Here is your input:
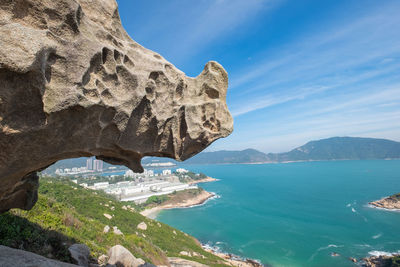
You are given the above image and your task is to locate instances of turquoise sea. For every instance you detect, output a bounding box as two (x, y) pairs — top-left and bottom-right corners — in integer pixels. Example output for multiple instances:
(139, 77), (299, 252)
(157, 160), (400, 267)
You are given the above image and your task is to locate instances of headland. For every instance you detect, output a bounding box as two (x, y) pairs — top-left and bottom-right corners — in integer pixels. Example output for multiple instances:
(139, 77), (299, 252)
(369, 193), (400, 210)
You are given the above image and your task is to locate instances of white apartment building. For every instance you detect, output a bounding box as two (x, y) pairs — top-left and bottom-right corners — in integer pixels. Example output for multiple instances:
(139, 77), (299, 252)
(162, 169), (172, 175)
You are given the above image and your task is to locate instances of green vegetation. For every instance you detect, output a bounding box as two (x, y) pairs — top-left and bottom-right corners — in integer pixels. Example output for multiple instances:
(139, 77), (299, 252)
(0, 177), (227, 266)
(269, 137), (400, 162)
(176, 171), (207, 183)
(140, 188), (204, 209)
(380, 256), (400, 267)
(389, 256), (400, 267)
(145, 195), (169, 205)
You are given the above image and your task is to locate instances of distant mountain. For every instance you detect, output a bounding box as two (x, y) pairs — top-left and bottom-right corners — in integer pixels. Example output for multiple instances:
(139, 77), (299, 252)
(42, 157), (124, 174)
(182, 148), (270, 164)
(180, 137), (400, 164)
(268, 137), (400, 162)
(44, 137), (400, 172)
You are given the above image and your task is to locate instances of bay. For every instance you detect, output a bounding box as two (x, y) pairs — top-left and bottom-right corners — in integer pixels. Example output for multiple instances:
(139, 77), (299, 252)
(157, 160), (400, 267)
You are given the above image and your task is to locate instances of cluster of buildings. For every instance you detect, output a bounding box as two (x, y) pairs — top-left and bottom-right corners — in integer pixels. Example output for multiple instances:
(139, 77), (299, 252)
(123, 168), (175, 179)
(55, 156), (196, 204)
(80, 168), (196, 203)
(55, 166), (89, 175)
(55, 157), (105, 175)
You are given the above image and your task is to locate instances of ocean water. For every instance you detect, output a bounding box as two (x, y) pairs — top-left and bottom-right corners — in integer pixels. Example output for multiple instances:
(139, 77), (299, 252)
(156, 160), (400, 267)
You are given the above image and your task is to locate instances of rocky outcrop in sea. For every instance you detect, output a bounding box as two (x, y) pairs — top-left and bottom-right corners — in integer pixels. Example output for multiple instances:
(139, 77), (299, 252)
(369, 194), (400, 210)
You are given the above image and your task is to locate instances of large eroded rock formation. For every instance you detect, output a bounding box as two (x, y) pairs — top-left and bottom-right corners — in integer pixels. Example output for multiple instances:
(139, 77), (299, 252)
(0, 0), (233, 212)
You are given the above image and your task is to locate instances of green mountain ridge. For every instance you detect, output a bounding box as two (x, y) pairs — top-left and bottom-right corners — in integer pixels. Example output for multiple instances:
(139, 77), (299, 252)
(267, 137), (400, 162)
(182, 137), (400, 164)
(44, 137), (400, 171)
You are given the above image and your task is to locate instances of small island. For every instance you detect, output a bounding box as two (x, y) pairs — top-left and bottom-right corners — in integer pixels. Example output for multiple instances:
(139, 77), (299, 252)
(369, 193), (400, 210)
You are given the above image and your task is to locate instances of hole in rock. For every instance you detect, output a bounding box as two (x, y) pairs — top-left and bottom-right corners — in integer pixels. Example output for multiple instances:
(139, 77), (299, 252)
(39, 154), (200, 204)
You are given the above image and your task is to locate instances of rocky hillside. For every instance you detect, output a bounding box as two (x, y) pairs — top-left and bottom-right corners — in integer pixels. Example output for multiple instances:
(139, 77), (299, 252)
(0, 177), (229, 266)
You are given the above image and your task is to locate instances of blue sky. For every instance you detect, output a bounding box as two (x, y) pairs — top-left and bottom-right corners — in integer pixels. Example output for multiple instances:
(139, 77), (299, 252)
(117, 0), (400, 153)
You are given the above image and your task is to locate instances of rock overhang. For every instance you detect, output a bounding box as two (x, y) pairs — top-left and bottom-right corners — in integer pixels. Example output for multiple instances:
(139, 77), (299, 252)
(0, 0), (233, 212)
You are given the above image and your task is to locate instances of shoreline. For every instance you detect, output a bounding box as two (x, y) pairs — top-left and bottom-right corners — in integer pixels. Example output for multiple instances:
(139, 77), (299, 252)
(369, 194), (400, 210)
(362, 251), (400, 266)
(140, 190), (216, 219)
(140, 189), (263, 267)
(202, 245), (263, 267)
(367, 203), (400, 212)
(179, 158), (400, 166)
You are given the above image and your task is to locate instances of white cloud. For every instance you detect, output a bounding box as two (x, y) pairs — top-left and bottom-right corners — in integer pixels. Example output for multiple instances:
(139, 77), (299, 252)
(227, 1), (400, 117)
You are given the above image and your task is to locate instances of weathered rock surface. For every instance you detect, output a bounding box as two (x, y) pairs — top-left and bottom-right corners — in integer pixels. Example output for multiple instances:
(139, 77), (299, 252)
(0, 245), (78, 267)
(0, 0), (233, 212)
(98, 254), (109, 266)
(113, 226), (123, 235)
(369, 194), (400, 210)
(69, 243), (91, 266)
(137, 221), (147, 231)
(107, 245), (144, 267)
(362, 254), (400, 267)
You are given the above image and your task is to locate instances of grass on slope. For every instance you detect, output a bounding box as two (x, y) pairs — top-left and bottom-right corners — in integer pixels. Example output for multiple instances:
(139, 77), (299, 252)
(0, 177), (227, 266)
(142, 188), (204, 209)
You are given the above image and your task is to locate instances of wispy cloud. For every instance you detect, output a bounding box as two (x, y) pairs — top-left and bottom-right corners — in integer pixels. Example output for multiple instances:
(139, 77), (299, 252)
(120, 0), (400, 152)
(231, 85), (331, 116)
(228, 1), (400, 117)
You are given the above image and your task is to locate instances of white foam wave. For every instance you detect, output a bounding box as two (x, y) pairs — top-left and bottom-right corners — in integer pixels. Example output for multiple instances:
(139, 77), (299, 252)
(368, 250), (399, 257)
(356, 244), (371, 248)
(372, 233), (382, 239)
(202, 242), (263, 265)
(211, 193), (221, 199)
(182, 192), (221, 208)
(327, 244), (340, 248)
(350, 206), (368, 222)
(367, 204), (400, 212)
(346, 203), (351, 207)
